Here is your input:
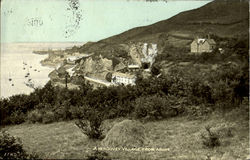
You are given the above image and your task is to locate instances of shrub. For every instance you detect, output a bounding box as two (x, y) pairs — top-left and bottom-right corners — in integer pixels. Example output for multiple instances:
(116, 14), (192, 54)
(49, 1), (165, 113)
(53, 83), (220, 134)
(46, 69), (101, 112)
(27, 108), (56, 124)
(54, 101), (72, 121)
(0, 131), (38, 159)
(27, 109), (43, 123)
(134, 95), (170, 120)
(75, 112), (104, 139)
(200, 126), (220, 148)
(68, 105), (87, 119)
(86, 150), (111, 160)
(9, 110), (26, 125)
(42, 110), (56, 124)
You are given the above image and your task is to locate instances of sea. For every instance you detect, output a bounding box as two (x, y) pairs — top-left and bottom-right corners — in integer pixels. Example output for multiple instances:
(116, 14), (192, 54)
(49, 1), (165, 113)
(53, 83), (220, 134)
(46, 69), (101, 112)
(1, 42), (83, 98)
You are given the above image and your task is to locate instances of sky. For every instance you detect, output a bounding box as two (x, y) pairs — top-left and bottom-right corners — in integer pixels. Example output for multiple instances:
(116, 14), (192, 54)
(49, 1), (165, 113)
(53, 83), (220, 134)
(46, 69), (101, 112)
(1, 0), (211, 43)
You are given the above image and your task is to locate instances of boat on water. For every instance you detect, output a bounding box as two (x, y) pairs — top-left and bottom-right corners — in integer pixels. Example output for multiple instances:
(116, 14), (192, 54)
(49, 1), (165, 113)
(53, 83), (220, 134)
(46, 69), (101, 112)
(8, 72), (12, 81)
(25, 72), (30, 78)
(25, 73), (30, 78)
(24, 81), (35, 89)
(25, 68), (30, 77)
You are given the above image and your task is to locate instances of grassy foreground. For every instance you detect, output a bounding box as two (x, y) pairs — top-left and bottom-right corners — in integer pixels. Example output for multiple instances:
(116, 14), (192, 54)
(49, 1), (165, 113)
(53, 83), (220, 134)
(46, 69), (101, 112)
(4, 106), (249, 160)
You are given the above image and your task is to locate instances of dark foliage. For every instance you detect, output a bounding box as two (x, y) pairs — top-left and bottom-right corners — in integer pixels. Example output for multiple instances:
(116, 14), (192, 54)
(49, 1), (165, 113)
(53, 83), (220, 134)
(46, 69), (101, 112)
(201, 126), (220, 148)
(86, 150), (111, 160)
(0, 131), (39, 159)
(134, 95), (171, 120)
(75, 111), (104, 139)
(0, 37), (248, 125)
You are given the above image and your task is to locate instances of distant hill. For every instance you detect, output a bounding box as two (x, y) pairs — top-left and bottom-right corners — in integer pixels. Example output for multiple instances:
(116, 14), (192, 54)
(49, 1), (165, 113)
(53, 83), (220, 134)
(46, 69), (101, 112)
(77, 0), (249, 54)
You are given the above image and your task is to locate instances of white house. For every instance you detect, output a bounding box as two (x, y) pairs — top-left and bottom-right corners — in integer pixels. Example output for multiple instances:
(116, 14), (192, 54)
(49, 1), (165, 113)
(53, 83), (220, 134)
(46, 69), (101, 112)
(111, 72), (136, 85)
(128, 64), (140, 71)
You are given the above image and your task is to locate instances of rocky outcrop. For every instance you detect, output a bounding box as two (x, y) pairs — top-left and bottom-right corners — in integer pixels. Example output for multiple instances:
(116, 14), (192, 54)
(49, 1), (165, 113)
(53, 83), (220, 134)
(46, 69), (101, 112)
(129, 42), (158, 69)
(74, 55), (113, 81)
(114, 62), (126, 72)
(129, 43), (144, 66)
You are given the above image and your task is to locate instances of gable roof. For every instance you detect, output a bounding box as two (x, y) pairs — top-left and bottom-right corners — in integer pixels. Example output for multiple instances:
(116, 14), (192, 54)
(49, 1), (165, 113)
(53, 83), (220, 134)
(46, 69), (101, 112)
(128, 64), (140, 69)
(192, 38), (216, 45)
(207, 39), (216, 45)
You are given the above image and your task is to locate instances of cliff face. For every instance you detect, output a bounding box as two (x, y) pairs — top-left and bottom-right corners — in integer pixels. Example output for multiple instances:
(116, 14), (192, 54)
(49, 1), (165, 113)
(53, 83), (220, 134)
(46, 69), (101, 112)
(74, 55), (113, 80)
(129, 42), (158, 68)
(129, 43), (144, 66)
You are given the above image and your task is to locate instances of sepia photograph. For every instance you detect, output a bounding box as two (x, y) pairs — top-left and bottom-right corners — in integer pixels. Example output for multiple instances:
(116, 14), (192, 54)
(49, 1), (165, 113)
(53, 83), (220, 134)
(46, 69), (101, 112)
(0, 0), (249, 159)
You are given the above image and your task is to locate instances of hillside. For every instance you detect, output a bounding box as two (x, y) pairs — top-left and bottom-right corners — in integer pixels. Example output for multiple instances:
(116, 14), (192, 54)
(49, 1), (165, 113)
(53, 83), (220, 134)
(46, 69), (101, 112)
(5, 107), (249, 159)
(45, 0), (249, 88)
(76, 0), (249, 54)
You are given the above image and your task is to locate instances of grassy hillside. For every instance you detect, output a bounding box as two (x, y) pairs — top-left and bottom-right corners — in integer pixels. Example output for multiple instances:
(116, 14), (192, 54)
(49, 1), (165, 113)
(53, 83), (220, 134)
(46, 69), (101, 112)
(5, 106), (249, 159)
(75, 0), (248, 55)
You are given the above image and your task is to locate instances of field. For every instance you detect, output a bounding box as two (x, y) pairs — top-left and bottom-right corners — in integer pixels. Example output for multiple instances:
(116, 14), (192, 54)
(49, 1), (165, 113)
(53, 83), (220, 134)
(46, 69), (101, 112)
(4, 106), (249, 160)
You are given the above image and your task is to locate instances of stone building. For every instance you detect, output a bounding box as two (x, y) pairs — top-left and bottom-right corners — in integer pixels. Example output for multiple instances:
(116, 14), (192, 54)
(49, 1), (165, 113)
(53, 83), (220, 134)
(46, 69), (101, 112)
(190, 38), (216, 53)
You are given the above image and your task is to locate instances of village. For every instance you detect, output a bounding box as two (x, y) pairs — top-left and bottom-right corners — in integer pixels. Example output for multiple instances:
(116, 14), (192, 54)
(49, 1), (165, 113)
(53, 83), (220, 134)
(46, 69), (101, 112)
(47, 36), (218, 89)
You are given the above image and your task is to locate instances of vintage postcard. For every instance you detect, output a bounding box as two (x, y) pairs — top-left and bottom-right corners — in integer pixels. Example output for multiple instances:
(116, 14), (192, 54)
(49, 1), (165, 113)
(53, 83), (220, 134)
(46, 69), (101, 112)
(0, 0), (249, 159)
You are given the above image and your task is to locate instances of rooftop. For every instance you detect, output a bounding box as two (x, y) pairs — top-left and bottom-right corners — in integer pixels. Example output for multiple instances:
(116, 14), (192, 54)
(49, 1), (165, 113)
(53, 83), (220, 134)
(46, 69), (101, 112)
(112, 72), (136, 79)
(128, 64), (140, 69)
(194, 38), (216, 45)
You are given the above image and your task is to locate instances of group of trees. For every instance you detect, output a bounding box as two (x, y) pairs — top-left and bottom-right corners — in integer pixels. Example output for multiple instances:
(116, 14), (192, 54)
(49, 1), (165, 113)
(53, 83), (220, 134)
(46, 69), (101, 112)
(0, 57), (248, 126)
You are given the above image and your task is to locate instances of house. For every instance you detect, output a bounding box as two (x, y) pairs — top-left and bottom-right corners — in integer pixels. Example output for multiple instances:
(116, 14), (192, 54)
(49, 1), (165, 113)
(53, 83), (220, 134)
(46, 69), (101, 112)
(128, 64), (140, 72)
(190, 38), (216, 53)
(111, 72), (136, 85)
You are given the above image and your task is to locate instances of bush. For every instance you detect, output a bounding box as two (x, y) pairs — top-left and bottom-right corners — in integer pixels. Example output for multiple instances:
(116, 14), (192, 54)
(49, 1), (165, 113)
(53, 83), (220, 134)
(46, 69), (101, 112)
(8, 110), (26, 125)
(75, 112), (104, 139)
(185, 105), (213, 120)
(200, 126), (220, 148)
(27, 109), (56, 124)
(27, 109), (43, 123)
(54, 101), (72, 121)
(86, 150), (111, 160)
(68, 105), (87, 119)
(134, 95), (170, 120)
(0, 131), (38, 159)
(42, 110), (56, 124)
